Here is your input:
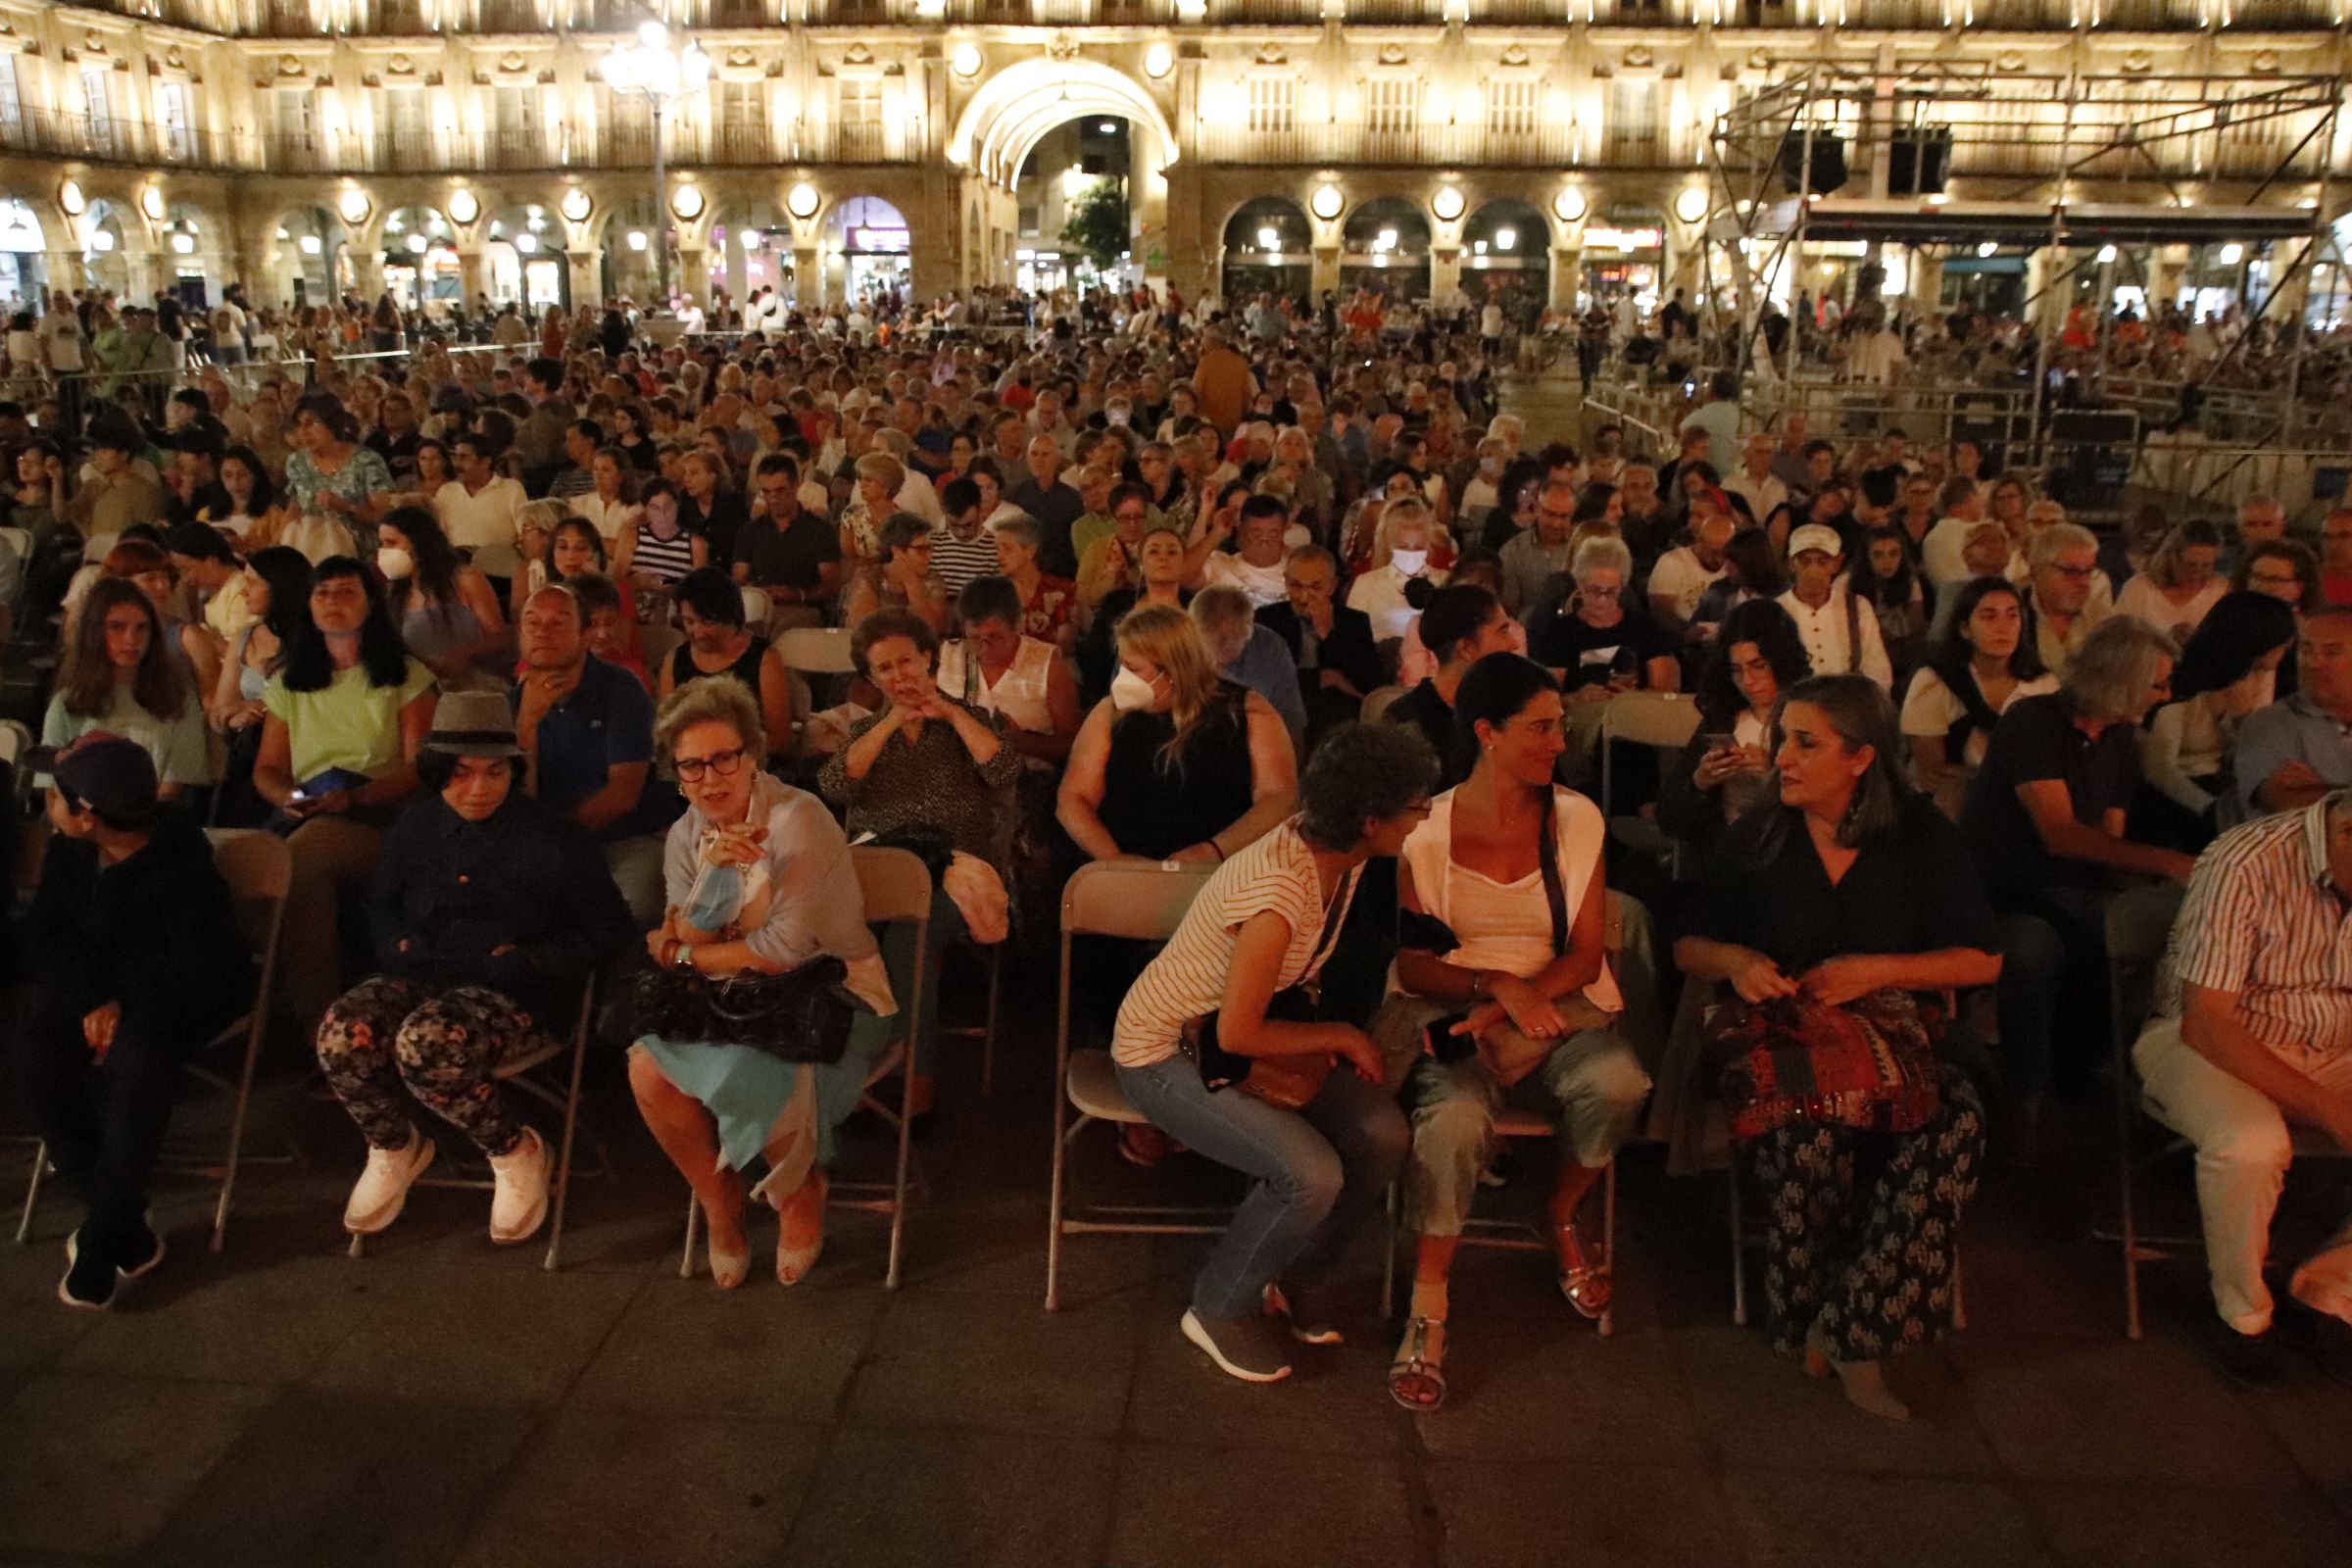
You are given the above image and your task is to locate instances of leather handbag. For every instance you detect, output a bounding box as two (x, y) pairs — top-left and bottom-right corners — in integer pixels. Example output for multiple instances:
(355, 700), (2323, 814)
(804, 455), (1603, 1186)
(621, 954), (860, 1065)
(1193, 872), (1357, 1108)
(1708, 988), (1943, 1143)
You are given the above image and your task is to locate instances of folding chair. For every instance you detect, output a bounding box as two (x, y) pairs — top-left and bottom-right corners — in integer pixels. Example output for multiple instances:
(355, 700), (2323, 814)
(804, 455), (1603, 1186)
(1598, 690), (1701, 877)
(1045, 858), (1220, 1311)
(1377, 892), (1636, 1338)
(674, 844), (932, 1289)
(2100, 882), (2349, 1339)
(1360, 684), (1406, 726)
(16, 829), (291, 1253)
(344, 978), (604, 1272)
(777, 625), (857, 677)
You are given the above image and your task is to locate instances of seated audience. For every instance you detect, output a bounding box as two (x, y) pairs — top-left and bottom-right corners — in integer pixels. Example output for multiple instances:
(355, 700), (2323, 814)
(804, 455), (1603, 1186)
(629, 676), (902, 1288)
(1075, 481), (1160, 612)
(2132, 790), (2352, 1386)
(2024, 521), (2112, 676)
(1385, 585), (1520, 785)
(2234, 538), (2321, 617)
(1193, 584), (1308, 752)
(1777, 524), (1893, 690)
(1380, 656), (1650, 1410)
(1648, 512), (1736, 649)
(2135, 591), (2298, 852)
(1675, 674), (2001, 1419)
(1657, 599), (1809, 853)
(2236, 606), (2352, 815)
(1077, 524), (1192, 698)
(42, 577), (209, 801)
(2115, 519), (2229, 642)
(842, 512), (953, 636)
(656, 566), (796, 763)
(1852, 525), (1931, 683)
(1692, 526), (1789, 630)
(15, 734), (253, 1308)
(1199, 495), (1294, 608)
(615, 477), (709, 590)
(378, 505), (508, 686)
(254, 557), (440, 1034)
(1349, 497), (1449, 642)
(1257, 545), (1384, 748)
(936, 574), (1083, 764)
(1110, 721), (1439, 1384)
(1963, 616), (2193, 1134)
(318, 692), (632, 1246)
(1900, 577), (2056, 818)
(994, 512), (1079, 653)
(1523, 536), (1680, 700)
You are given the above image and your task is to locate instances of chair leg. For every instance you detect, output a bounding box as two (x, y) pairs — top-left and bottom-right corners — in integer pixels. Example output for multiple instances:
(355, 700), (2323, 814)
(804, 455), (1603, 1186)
(1379, 1180), (1399, 1322)
(1598, 1158), (1617, 1340)
(679, 1189), (700, 1281)
(16, 1141), (46, 1245)
(211, 1015), (267, 1254)
(1728, 1158), (1747, 1328)
(2114, 1028), (2146, 1342)
(981, 946), (1003, 1099)
(1952, 1250), (1968, 1333)
(542, 1022), (592, 1275)
(885, 938), (922, 1292)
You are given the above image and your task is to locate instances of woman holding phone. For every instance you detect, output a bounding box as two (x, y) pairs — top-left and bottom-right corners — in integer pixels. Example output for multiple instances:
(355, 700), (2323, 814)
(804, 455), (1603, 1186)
(1657, 600), (1812, 858)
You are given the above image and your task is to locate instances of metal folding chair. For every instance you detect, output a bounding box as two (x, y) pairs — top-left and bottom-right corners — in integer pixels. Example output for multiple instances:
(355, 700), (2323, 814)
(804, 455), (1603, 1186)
(1598, 690), (1701, 875)
(776, 625), (857, 676)
(345, 978), (605, 1271)
(1045, 858), (1220, 1311)
(17, 829), (292, 1253)
(675, 844), (931, 1289)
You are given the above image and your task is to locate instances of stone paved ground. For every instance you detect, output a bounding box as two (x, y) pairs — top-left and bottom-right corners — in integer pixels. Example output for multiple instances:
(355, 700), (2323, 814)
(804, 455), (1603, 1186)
(3, 960), (2350, 1568)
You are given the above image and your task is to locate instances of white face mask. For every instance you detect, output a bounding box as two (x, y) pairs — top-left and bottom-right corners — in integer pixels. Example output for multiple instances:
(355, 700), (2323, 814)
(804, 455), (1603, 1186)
(375, 546), (415, 581)
(1109, 666), (1159, 713)
(1390, 548), (1429, 577)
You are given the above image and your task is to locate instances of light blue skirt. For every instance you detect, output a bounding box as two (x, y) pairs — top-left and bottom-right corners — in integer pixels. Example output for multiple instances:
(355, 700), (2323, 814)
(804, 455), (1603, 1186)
(638, 1009), (896, 1172)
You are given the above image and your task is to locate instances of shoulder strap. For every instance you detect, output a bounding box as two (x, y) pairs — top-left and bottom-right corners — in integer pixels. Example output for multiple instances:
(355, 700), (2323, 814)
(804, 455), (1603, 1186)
(1537, 787), (1569, 956)
(1843, 583), (1862, 673)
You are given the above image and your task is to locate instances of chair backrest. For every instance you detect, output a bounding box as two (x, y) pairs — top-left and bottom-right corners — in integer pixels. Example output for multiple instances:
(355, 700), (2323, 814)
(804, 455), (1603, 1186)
(2106, 881), (2187, 1038)
(204, 828), (294, 961)
(740, 585), (772, 631)
(778, 625), (857, 676)
(851, 844), (933, 926)
(1360, 684), (1405, 726)
(1061, 859), (1216, 943)
(0, 718), (28, 771)
(639, 618), (684, 682)
(1601, 690), (1703, 751)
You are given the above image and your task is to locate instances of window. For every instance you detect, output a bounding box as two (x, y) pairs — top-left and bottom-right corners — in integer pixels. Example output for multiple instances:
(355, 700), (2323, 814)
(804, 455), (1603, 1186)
(1365, 75), (1420, 136)
(275, 87), (317, 149)
(837, 76), (884, 159)
(1487, 78), (1540, 138)
(82, 65), (111, 135)
(155, 80), (191, 160)
(495, 84), (541, 160)
(719, 79), (766, 160)
(1607, 78), (1660, 163)
(0, 57), (22, 140)
(1249, 74), (1298, 134)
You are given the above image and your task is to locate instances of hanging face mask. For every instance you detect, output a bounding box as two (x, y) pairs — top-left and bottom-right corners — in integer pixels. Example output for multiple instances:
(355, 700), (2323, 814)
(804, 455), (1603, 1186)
(1389, 548), (1430, 577)
(1109, 666), (1160, 713)
(375, 547), (416, 581)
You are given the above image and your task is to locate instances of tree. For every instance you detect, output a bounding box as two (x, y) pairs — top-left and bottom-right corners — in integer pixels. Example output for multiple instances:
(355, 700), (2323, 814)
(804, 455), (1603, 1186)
(1060, 180), (1131, 273)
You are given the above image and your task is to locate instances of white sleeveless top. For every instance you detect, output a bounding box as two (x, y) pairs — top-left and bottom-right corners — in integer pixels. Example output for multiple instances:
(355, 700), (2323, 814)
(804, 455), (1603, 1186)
(939, 636), (1056, 736)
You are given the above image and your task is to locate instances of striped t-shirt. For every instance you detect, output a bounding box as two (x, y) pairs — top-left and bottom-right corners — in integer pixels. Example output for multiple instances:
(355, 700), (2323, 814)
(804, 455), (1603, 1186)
(1111, 821), (1357, 1069)
(930, 526), (1003, 596)
(631, 521), (699, 585)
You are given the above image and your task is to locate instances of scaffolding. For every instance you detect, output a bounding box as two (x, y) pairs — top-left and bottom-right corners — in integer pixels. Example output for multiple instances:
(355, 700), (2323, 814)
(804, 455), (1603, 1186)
(1702, 49), (2349, 508)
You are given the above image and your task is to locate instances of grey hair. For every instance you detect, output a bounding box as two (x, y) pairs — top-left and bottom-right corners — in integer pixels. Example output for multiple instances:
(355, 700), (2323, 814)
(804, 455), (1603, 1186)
(653, 674), (766, 770)
(1572, 535), (1635, 583)
(1189, 583), (1256, 663)
(2063, 615), (2180, 722)
(854, 451), (904, 491)
(2028, 521), (2099, 570)
(993, 512), (1041, 550)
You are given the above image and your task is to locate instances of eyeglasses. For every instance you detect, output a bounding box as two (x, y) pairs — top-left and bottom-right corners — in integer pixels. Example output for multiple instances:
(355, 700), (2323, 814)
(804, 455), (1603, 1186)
(2045, 564), (2096, 581)
(673, 747), (748, 783)
(2250, 569), (2305, 588)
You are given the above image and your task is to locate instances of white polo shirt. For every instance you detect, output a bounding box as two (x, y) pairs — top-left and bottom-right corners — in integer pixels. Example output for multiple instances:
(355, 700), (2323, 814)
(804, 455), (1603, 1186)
(433, 476), (527, 553)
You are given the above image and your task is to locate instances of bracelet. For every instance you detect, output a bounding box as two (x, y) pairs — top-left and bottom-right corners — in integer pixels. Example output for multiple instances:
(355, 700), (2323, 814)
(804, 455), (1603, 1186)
(1205, 840), (1226, 862)
(660, 938), (680, 968)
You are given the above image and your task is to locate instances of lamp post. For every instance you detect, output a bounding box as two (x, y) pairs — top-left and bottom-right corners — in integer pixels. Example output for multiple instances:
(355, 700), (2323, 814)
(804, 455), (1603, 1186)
(598, 19), (710, 317)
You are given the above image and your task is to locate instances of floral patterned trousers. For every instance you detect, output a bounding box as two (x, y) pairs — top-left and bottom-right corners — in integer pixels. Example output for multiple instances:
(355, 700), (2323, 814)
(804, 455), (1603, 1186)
(315, 976), (538, 1157)
(1742, 1069), (1984, 1361)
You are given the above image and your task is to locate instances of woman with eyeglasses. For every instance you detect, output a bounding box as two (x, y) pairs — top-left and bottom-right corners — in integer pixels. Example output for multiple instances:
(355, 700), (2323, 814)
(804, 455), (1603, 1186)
(629, 676), (901, 1289)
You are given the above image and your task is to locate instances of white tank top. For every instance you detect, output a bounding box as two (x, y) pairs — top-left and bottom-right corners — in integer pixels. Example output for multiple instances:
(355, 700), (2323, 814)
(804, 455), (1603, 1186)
(1446, 862), (1554, 979)
(938, 636), (1056, 735)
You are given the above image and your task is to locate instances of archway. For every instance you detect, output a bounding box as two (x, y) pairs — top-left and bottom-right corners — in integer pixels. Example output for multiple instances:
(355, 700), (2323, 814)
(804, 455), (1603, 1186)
(949, 59), (1178, 188)
(1013, 117), (1133, 294)
(1460, 198), (1549, 328)
(77, 200), (133, 296)
(269, 206), (351, 310)
(597, 197), (662, 308)
(699, 199), (792, 316)
(382, 206), (460, 310)
(162, 200), (218, 311)
(0, 199), (49, 307)
(1342, 197), (1432, 302)
(486, 203), (568, 312)
(824, 195), (911, 307)
(1580, 204), (1666, 315)
(1221, 196), (1312, 306)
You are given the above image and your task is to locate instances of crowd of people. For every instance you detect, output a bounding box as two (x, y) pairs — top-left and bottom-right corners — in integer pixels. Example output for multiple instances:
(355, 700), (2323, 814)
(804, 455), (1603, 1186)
(2, 270), (2349, 1420)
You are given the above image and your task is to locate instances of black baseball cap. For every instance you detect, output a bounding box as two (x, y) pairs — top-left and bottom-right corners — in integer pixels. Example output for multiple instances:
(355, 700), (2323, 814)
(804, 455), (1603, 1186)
(27, 732), (159, 821)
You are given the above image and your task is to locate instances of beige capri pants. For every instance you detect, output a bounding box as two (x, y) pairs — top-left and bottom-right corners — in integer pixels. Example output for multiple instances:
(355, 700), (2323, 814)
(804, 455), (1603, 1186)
(1373, 995), (1651, 1238)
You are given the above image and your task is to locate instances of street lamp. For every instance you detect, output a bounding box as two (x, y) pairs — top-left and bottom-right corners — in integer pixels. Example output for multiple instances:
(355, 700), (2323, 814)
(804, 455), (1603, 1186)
(599, 18), (710, 316)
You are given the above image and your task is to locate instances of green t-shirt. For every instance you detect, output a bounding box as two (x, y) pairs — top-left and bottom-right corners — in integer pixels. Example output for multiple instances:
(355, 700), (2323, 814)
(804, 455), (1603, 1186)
(262, 658), (437, 783)
(41, 685), (212, 788)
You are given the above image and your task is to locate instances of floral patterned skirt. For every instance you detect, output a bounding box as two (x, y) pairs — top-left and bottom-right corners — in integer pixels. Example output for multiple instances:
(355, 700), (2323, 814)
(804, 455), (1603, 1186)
(1741, 1067), (1984, 1361)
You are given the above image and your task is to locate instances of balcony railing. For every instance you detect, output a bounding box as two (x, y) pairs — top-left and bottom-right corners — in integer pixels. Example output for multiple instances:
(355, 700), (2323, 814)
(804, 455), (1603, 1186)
(1, 111), (254, 168)
(1195, 120), (1587, 167)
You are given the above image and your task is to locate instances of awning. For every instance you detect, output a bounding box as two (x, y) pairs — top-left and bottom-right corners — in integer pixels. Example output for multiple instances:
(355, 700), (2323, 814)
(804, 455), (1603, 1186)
(1736, 198), (2319, 249)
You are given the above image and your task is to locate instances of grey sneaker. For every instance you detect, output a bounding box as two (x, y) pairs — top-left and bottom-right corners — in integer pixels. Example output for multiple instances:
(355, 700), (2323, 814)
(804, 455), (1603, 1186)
(1181, 1307), (1293, 1384)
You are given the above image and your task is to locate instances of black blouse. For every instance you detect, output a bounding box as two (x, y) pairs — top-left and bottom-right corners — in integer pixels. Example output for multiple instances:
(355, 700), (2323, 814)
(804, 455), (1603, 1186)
(1686, 792), (1999, 976)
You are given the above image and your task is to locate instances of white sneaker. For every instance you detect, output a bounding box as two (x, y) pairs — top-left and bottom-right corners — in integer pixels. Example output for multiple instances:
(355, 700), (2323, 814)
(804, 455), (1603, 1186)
(344, 1131), (435, 1236)
(487, 1127), (550, 1246)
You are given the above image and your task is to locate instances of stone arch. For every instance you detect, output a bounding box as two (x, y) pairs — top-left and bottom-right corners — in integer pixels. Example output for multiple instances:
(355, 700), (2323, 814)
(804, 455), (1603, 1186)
(948, 58), (1178, 188)
(0, 196), (52, 307)
(1220, 195), (1313, 304)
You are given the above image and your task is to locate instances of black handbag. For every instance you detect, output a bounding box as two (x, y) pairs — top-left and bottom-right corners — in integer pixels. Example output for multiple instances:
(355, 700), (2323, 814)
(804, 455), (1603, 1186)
(620, 954), (860, 1064)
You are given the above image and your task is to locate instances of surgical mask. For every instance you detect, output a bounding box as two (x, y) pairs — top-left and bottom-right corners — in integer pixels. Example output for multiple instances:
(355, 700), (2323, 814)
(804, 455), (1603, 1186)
(1390, 548), (1429, 577)
(1480, 458), (1502, 475)
(1109, 666), (1159, 713)
(1106, 407), (1130, 427)
(375, 547), (415, 581)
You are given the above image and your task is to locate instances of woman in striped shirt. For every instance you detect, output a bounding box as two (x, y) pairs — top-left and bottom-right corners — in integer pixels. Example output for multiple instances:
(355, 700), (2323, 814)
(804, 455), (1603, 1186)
(1112, 721), (1440, 1386)
(616, 477), (708, 591)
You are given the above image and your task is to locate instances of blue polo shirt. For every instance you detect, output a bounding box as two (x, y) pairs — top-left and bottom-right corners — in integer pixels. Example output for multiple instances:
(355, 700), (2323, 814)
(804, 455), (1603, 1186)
(511, 656), (670, 842)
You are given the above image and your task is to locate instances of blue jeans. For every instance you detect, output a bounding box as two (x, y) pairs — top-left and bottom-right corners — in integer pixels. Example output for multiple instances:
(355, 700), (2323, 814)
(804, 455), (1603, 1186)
(1116, 1053), (1407, 1320)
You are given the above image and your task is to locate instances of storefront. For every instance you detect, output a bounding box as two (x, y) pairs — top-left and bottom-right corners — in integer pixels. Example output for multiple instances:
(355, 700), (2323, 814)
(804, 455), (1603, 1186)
(827, 196), (911, 305)
(1220, 196), (1313, 305)
(1340, 197), (1432, 302)
(487, 204), (568, 312)
(1578, 206), (1665, 314)
(382, 206), (462, 310)
(1459, 199), (1549, 323)
(702, 203), (792, 314)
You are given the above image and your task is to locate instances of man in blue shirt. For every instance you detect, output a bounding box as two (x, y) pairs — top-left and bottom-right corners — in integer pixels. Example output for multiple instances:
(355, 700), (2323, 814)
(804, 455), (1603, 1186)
(1191, 583), (1306, 756)
(512, 583), (671, 924)
(2238, 608), (2352, 817)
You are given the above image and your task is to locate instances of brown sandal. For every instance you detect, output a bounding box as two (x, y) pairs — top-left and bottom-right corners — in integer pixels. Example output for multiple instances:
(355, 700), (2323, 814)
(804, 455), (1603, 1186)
(1553, 1218), (1611, 1320)
(1389, 1315), (1448, 1411)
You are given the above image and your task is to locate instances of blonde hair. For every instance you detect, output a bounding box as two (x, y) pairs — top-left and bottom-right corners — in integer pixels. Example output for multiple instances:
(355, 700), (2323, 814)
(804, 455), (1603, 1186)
(653, 674), (766, 770)
(1113, 603), (1226, 767)
(854, 452), (905, 494)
